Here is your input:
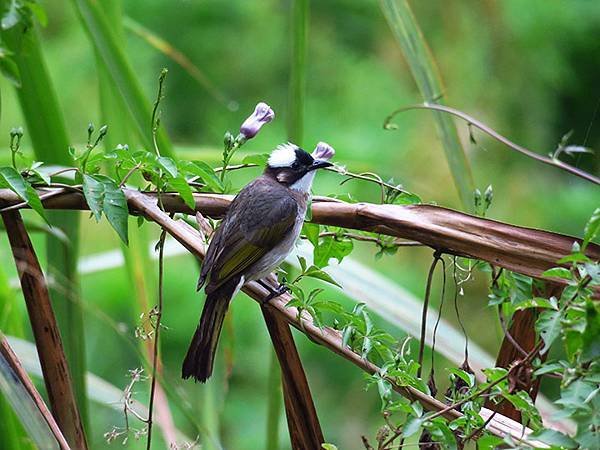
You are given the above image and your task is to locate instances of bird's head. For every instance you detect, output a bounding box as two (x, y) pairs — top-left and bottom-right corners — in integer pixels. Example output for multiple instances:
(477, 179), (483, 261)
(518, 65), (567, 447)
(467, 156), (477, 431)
(265, 143), (333, 192)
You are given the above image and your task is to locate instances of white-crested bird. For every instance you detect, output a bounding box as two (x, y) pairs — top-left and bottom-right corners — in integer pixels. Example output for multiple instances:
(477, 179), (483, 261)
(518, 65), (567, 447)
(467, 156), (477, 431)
(182, 142), (334, 382)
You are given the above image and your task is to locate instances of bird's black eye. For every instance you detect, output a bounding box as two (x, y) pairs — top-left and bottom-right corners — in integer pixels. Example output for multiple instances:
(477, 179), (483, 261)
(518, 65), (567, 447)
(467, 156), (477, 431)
(291, 161), (300, 170)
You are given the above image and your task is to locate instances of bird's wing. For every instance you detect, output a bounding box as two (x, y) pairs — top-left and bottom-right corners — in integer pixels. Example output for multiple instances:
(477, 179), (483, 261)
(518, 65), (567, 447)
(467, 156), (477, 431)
(199, 179), (299, 293)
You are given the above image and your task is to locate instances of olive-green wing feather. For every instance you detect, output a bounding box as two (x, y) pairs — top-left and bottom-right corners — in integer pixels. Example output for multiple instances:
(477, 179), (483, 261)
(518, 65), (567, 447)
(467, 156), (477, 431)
(200, 178), (298, 293)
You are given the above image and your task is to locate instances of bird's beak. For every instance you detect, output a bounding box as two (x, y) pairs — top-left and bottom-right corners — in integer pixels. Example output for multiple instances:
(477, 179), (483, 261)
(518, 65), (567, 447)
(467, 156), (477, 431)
(308, 159), (333, 171)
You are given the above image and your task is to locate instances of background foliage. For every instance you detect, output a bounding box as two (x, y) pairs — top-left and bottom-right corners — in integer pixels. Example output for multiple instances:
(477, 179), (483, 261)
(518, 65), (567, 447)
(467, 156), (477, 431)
(0, 1), (599, 449)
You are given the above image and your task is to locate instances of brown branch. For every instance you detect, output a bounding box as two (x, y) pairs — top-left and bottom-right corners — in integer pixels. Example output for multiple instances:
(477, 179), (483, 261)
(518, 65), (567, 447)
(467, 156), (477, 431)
(384, 103), (600, 185)
(1, 211), (88, 449)
(0, 334), (71, 450)
(122, 190), (546, 447)
(262, 307), (324, 449)
(1, 188), (597, 288)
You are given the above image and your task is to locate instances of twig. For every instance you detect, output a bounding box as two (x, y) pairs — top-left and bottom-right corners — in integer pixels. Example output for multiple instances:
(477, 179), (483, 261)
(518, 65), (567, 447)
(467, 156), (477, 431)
(119, 163), (142, 187)
(303, 231), (423, 247)
(146, 224), (169, 450)
(151, 69), (168, 158)
(417, 251), (442, 378)
(384, 103), (600, 185)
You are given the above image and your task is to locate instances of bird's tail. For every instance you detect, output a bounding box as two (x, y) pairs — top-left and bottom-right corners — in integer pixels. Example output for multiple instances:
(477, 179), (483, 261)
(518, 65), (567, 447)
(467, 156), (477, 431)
(182, 281), (237, 382)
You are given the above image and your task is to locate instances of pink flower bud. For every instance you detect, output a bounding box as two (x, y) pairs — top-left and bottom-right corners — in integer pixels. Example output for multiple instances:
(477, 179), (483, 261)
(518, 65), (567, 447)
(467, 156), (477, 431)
(239, 102), (275, 139)
(312, 141), (335, 161)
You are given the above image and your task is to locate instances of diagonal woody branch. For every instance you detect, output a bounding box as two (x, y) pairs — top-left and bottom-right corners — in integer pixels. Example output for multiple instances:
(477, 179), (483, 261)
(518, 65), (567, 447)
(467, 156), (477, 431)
(123, 190), (546, 447)
(1, 188), (598, 286)
(1, 211), (88, 450)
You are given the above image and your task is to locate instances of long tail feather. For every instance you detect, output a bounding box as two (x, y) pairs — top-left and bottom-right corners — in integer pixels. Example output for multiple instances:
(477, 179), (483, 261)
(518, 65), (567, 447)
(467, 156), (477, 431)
(182, 282), (237, 382)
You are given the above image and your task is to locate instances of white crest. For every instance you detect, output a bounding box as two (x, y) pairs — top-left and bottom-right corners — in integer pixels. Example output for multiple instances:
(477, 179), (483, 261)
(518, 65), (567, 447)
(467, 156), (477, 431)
(268, 142), (298, 168)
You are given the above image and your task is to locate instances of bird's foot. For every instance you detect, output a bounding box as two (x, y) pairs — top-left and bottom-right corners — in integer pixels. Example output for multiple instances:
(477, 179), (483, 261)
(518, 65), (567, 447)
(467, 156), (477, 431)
(257, 279), (290, 303)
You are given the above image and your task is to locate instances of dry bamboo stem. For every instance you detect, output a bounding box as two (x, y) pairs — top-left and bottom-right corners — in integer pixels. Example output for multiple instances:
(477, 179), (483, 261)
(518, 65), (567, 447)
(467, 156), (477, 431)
(1, 188), (597, 287)
(1, 211), (88, 449)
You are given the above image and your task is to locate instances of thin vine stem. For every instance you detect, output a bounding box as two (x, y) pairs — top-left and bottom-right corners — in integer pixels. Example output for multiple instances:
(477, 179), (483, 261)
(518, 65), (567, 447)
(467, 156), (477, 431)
(417, 250), (442, 378)
(384, 103), (600, 185)
(145, 227), (167, 450)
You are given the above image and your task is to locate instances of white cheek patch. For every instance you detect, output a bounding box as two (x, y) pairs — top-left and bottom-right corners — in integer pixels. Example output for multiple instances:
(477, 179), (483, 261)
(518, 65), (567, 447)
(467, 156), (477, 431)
(268, 143), (298, 168)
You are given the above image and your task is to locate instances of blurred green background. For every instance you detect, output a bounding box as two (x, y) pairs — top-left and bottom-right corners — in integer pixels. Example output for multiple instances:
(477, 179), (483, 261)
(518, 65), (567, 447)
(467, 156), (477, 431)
(0, 1), (598, 449)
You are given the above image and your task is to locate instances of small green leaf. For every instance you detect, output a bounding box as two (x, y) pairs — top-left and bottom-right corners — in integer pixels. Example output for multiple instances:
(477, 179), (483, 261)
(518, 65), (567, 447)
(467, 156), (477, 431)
(314, 236), (353, 268)
(582, 208), (600, 251)
(82, 174), (104, 221)
(302, 222), (320, 247)
(0, 166), (47, 222)
(321, 444), (338, 450)
(304, 266), (341, 287)
(169, 175), (195, 210)
(185, 161), (224, 193)
(402, 416), (423, 438)
(95, 175), (129, 245)
(157, 156), (178, 177)
(535, 309), (562, 354)
(242, 153), (269, 166)
(542, 267), (573, 280)
(514, 297), (558, 311)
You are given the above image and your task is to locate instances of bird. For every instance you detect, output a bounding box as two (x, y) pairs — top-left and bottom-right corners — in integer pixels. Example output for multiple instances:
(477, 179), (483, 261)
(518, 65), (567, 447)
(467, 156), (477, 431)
(182, 142), (334, 382)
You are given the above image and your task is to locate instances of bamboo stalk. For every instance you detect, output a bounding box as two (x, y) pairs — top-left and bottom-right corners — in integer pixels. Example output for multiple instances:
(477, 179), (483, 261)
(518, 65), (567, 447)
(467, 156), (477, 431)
(1, 188), (597, 285)
(262, 308), (324, 449)
(1, 212), (88, 449)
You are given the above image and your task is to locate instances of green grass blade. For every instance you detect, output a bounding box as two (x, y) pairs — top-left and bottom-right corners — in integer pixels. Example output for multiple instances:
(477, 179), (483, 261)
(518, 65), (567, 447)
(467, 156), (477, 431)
(380, 0), (475, 211)
(0, 23), (88, 431)
(287, 0), (309, 145)
(70, 0), (174, 157)
(95, 0), (133, 151)
(0, 341), (60, 450)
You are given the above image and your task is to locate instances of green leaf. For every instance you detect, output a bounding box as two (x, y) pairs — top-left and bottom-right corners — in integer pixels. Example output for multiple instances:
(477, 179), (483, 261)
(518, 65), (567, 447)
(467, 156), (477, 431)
(402, 416), (423, 438)
(314, 236), (353, 268)
(169, 175), (195, 210)
(583, 208), (600, 250)
(0, 166), (47, 222)
(542, 267), (573, 280)
(184, 161), (224, 193)
(535, 309), (562, 354)
(391, 191), (421, 205)
(242, 153), (269, 166)
(82, 174), (104, 221)
(95, 175), (128, 245)
(304, 266), (341, 288)
(514, 296), (558, 311)
(302, 222), (320, 247)
(157, 156), (178, 177)
(321, 445), (338, 450)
